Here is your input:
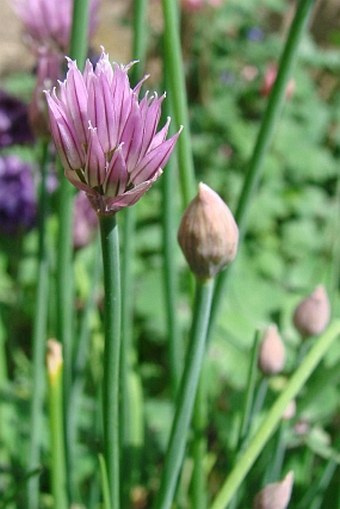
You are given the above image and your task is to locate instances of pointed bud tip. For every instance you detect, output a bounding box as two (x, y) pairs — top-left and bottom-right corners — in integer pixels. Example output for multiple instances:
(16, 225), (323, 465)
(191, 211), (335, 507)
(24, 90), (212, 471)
(254, 471), (294, 509)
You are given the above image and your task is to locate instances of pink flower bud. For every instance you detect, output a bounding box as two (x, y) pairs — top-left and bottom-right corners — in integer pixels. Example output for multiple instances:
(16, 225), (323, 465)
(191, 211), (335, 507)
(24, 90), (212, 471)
(253, 471), (294, 509)
(258, 324), (285, 376)
(181, 0), (223, 12)
(282, 400), (296, 421)
(260, 64), (295, 99)
(293, 285), (330, 337)
(178, 183), (239, 279)
(46, 339), (63, 380)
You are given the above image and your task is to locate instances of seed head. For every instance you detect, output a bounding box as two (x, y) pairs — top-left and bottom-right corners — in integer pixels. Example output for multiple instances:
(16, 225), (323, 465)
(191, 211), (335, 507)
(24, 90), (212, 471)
(177, 183), (239, 279)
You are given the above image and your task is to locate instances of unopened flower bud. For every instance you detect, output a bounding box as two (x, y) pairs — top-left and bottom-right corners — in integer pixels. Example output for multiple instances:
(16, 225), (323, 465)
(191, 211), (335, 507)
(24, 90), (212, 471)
(258, 324), (285, 376)
(46, 339), (63, 382)
(282, 399), (296, 421)
(293, 285), (330, 337)
(178, 183), (239, 279)
(253, 471), (294, 509)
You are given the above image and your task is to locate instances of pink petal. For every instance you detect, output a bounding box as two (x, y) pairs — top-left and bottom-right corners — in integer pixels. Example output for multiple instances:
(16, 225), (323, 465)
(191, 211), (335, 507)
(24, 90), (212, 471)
(103, 169), (162, 213)
(45, 90), (85, 170)
(131, 131), (181, 185)
(64, 59), (88, 145)
(85, 126), (107, 189)
(104, 145), (128, 196)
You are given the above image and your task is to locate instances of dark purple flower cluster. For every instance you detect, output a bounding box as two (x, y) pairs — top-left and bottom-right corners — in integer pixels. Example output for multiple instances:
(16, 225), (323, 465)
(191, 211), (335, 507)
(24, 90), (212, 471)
(0, 155), (37, 235)
(0, 90), (34, 148)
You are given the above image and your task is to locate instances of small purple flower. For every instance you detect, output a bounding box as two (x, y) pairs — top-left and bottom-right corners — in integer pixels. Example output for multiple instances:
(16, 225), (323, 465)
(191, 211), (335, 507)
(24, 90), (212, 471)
(246, 27), (264, 42)
(45, 50), (181, 215)
(0, 155), (36, 235)
(0, 90), (34, 148)
(13, 0), (99, 54)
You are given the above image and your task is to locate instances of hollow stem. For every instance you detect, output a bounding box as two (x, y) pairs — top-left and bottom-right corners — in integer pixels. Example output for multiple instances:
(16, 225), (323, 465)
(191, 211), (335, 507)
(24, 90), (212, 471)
(161, 0), (196, 206)
(154, 277), (214, 509)
(47, 341), (68, 509)
(99, 214), (121, 509)
(27, 140), (50, 509)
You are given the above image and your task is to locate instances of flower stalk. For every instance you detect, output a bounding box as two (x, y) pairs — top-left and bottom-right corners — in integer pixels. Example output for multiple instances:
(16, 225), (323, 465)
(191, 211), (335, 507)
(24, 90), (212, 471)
(154, 277), (214, 509)
(27, 140), (50, 509)
(47, 340), (68, 509)
(99, 214), (122, 509)
(161, 0), (196, 206)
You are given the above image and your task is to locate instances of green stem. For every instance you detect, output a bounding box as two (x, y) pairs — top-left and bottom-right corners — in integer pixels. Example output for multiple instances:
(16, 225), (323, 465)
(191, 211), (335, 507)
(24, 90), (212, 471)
(210, 320), (340, 509)
(99, 215), (121, 509)
(154, 278), (214, 509)
(99, 454), (112, 509)
(131, 0), (148, 83)
(27, 140), (50, 509)
(236, 330), (261, 451)
(120, 2), (148, 505)
(47, 343), (68, 509)
(162, 154), (182, 397)
(56, 0), (90, 499)
(210, 0), (316, 328)
(161, 0), (196, 206)
(120, 206), (136, 507)
(69, 0), (90, 69)
(191, 373), (208, 509)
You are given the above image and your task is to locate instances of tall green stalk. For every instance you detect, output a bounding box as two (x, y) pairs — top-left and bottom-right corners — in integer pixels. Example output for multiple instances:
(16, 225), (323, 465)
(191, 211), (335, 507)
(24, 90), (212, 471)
(99, 215), (121, 509)
(210, 0), (317, 328)
(154, 278), (214, 509)
(120, 2), (148, 505)
(161, 0), (196, 206)
(27, 140), (50, 509)
(56, 0), (90, 499)
(210, 320), (340, 509)
(47, 341), (68, 509)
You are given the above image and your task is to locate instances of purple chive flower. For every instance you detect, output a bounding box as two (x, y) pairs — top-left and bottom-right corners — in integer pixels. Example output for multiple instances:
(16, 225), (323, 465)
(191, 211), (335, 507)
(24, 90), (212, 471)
(0, 155), (36, 235)
(0, 90), (34, 148)
(13, 0), (99, 54)
(45, 50), (181, 215)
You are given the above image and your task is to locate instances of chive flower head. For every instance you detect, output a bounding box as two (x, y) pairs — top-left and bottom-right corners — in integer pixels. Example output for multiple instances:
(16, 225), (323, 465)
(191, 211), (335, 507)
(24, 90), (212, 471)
(45, 50), (181, 215)
(13, 0), (99, 54)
